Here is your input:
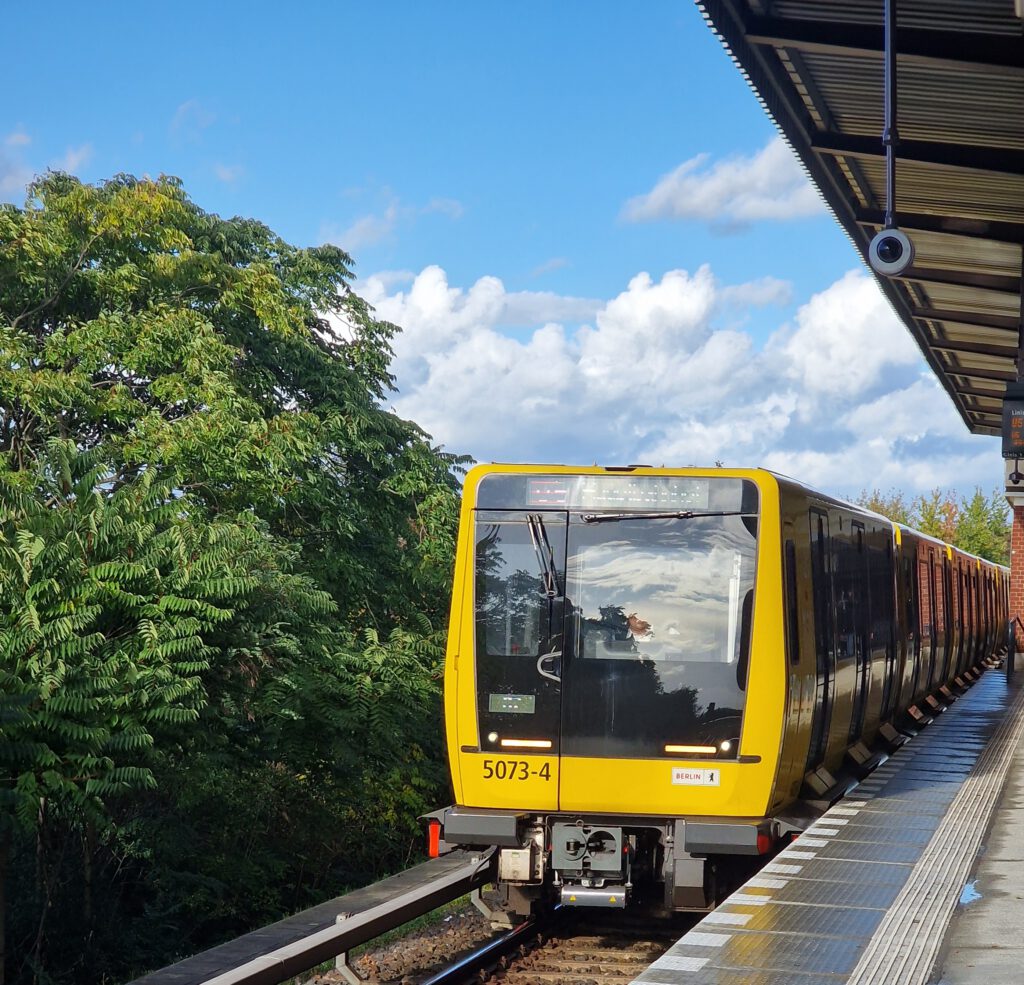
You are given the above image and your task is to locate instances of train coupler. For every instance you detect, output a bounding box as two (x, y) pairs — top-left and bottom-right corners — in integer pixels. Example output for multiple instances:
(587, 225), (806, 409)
(560, 884), (629, 907)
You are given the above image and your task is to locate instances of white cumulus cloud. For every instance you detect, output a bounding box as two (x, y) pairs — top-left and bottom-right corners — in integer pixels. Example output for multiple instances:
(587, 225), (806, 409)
(622, 136), (826, 229)
(776, 268), (921, 402)
(360, 263), (1000, 497)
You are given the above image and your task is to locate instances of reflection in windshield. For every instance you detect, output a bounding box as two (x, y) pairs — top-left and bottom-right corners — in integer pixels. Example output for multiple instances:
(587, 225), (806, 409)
(471, 508), (759, 760)
(563, 515), (757, 759)
(474, 516), (566, 749)
(475, 523), (547, 657)
(576, 531), (750, 664)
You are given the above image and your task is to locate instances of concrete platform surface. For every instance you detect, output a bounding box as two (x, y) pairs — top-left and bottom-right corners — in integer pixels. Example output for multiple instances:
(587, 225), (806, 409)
(933, 705), (1024, 984)
(629, 668), (1024, 985)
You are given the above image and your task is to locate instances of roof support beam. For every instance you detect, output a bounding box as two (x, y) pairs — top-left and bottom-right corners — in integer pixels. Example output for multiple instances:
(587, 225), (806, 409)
(898, 267), (1024, 295)
(952, 368), (1017, 383)
(854, 207), (1024, 245)
(927, 338), (1018, 360)
(813, 132), (1024, 179)
(958, 385), (1008, 400)
(744, 14), (1024, 76)
(913, 308), (1021, 333)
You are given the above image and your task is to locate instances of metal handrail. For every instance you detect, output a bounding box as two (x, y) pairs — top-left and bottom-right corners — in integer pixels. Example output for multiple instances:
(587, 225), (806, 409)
(128, 849), (496, 985)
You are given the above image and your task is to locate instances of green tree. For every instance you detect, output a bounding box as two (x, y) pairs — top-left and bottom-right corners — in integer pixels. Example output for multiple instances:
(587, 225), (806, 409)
(913, 489), (958, 543)
(855, 488), (913, 525)
(0, 172), (463, 624)
(0, 441), (285, 978)
(855, 486), (1009, 565)
(0, 174), (463, 983)
(955, 488), (1010, 565)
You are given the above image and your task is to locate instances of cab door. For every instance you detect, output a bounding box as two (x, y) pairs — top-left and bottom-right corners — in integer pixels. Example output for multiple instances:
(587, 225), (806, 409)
(460, 510), (567, 810)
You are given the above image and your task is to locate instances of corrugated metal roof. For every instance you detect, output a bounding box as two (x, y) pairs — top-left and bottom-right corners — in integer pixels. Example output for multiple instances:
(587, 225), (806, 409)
(699, 0), (1023, 437)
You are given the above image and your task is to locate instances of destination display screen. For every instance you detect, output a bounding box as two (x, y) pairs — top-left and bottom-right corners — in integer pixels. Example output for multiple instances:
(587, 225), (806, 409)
(526, 475), (710, 510)
(476, 473), (757, 513)
(1003, 398), (1024, 459)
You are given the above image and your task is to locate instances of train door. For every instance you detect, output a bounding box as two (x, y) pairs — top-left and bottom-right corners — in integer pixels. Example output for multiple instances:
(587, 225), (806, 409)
(899, 540), (921, 709)
(917, 551), (936, 696)
(878, 535), (899, 722)
(470, 510), (567, 809)
(933, 553), (947, 687)
(966, 569), (976, 667)
(984, 572), (994, 656)
(952, 561), (963, 676)
(805, 509), (836, 769)
(848, 522), (870, 741)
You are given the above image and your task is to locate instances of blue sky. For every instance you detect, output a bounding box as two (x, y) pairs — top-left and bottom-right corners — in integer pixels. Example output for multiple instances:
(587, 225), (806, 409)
(1, 0), (1004, 498)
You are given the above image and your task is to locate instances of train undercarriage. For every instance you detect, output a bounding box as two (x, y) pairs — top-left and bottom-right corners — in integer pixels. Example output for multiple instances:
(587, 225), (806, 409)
(430, 808), (778, 915)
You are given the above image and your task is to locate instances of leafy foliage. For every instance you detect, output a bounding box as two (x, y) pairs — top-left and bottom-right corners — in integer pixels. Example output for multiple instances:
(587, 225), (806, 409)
(856, 486), (1010, 564)
(0, 174), (464, 983)
(0, 440), (238, 829)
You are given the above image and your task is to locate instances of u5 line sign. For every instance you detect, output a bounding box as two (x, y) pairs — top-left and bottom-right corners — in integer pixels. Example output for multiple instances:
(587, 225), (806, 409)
(1002, 383), (1024, 459)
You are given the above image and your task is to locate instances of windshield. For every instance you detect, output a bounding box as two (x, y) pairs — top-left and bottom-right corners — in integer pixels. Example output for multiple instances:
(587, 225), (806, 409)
(561, 513), (757, 759)
(469, 476), (760, 760)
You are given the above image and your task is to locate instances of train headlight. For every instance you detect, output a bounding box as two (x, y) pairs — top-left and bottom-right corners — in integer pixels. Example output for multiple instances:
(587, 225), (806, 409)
(487, 731), (499, 743)
(720, 740), (732, 753)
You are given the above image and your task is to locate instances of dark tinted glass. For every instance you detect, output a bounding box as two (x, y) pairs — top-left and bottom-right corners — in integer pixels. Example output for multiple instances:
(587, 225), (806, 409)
(474, 513), (566, 747)
(475, 520), (549, 658)
(560, 513), (757, 759)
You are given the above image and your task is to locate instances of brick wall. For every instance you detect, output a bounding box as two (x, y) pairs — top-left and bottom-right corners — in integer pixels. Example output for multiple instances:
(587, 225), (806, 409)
(1011, 505), (1024, 637)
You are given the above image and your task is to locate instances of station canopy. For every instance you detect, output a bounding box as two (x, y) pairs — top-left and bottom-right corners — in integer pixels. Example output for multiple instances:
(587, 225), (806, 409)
(698, 0), (1024, 436)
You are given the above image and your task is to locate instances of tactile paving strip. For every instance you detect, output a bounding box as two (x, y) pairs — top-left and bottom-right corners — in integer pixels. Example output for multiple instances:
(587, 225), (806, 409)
(628, 671), (1024, 985)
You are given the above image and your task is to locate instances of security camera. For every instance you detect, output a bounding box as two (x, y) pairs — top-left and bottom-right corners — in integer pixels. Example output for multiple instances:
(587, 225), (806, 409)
(868, 228), (915, 277)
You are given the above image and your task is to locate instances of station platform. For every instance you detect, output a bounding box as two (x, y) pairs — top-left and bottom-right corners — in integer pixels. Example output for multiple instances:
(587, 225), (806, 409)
(632, 666), (1024, 985)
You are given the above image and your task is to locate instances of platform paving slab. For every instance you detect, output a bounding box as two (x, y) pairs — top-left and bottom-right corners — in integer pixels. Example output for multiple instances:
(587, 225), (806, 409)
(629, 669), (1024, 985)
(932, 726), (1024, 985)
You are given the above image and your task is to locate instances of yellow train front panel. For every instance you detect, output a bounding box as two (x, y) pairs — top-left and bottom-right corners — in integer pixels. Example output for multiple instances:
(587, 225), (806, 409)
(446, 465), (787, 821)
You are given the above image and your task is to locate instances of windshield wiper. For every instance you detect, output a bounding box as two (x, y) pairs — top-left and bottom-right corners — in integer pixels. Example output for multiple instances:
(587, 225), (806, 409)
(580, 510), (745, 524)
(526, 513), (560, 598)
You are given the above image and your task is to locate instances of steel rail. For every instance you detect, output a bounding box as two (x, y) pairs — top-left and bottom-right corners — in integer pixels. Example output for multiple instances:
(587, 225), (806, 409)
(418, 914), (547, 985)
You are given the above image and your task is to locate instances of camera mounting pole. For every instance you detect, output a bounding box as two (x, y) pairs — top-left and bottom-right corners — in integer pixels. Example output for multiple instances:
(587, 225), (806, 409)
(867, 0), (913, 277)
(882, 0), (899, 230)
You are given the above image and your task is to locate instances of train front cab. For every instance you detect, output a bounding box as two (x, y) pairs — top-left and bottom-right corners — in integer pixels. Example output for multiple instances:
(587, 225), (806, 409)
(440, 465), (790, 911)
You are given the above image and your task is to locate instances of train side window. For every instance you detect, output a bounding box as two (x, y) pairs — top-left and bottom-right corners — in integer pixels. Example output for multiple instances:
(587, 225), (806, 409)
(918, 557), (933, 644)
(933, 558), (945, 639)
(737, 588), (754, 689)
(785, 539), (800, 665)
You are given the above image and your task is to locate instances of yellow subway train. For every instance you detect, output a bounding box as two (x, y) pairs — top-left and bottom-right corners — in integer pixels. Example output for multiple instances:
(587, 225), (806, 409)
(430, 464), (1009, 912)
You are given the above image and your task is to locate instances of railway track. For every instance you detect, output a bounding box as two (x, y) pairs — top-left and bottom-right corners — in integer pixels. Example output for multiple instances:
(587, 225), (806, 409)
(414, 912), (689, 985)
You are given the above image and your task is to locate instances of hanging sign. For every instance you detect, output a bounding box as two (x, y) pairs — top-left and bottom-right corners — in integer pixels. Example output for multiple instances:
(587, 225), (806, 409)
(1003, 383), (1024, 459)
